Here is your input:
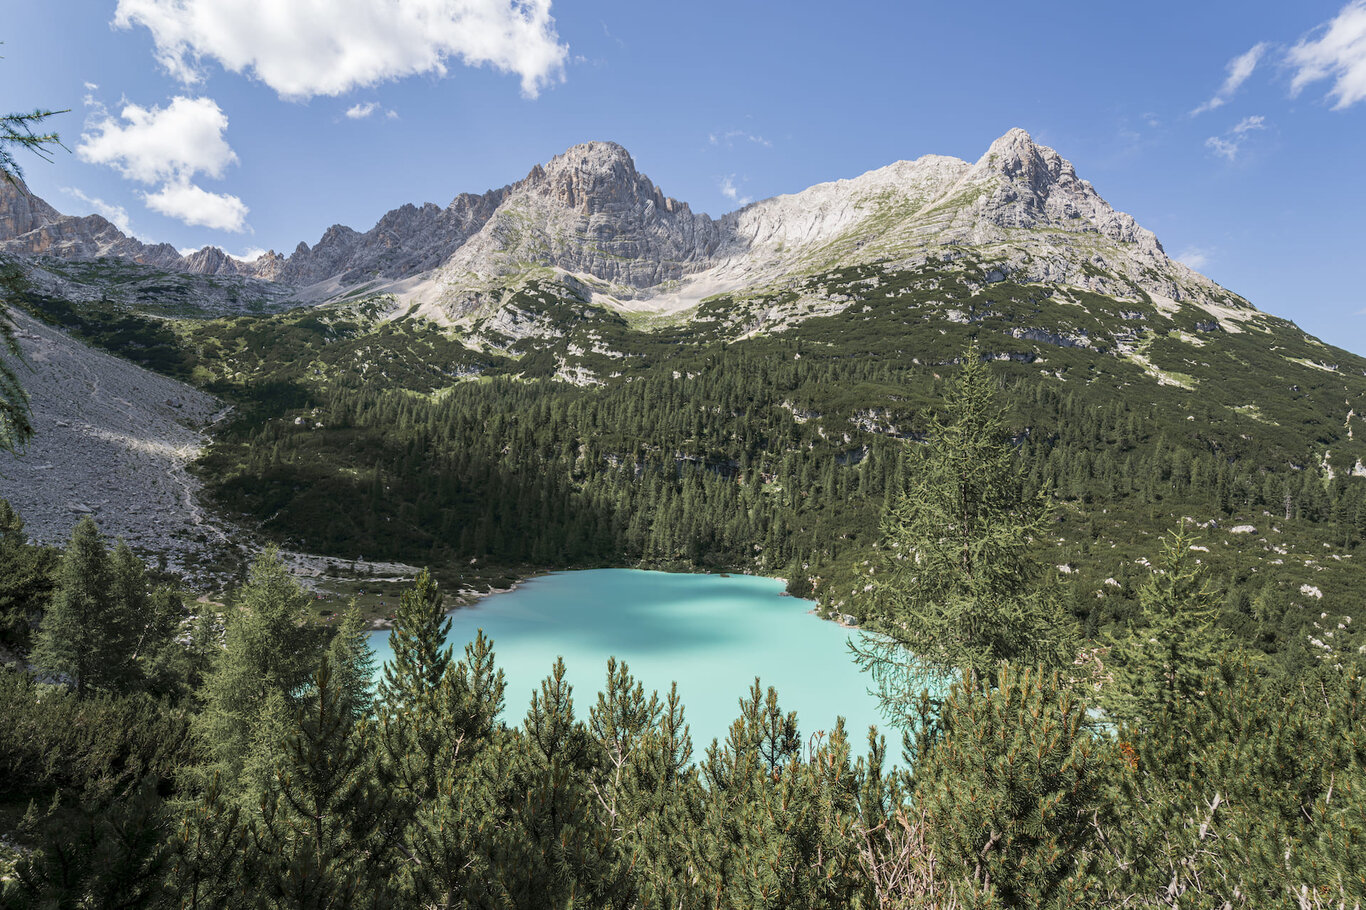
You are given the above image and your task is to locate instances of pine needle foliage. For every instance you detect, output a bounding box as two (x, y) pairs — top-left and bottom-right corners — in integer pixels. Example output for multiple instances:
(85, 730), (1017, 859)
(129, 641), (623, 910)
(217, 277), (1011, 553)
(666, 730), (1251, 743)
(912, 663), (1106, 909)
(251, 657), (397, 909)
(377, 567), (449, 709)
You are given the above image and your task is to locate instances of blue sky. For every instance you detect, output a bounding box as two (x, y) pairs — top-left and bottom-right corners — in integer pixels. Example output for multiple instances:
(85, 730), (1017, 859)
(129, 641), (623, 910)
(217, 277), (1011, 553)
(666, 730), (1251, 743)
(3, 1), (1365, 351)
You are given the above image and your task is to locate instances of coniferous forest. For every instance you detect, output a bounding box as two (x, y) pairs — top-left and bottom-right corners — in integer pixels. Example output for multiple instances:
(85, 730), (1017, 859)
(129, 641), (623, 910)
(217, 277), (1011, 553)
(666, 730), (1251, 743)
(2, 346), (1364, 908)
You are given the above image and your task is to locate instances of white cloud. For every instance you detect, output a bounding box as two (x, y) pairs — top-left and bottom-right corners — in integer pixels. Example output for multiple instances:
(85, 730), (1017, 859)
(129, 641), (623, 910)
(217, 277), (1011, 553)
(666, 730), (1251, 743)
(1288, 0), (1366, 109)
(76, 95), (248, 232)
(113, 0), (568, 100)
(345, 101), (380, 119)
(143, 179), (249, 232)
(1192, 42), (1269, 115)
(719, 175), (751, 206)
(1205, 115), (1267, 161)
(1176, 246), (1211, 270)
(709, 129), (771, 148)
(77, 96), (237, 185)
(386, 109), (399, 119)
(61, 187), (134, 235)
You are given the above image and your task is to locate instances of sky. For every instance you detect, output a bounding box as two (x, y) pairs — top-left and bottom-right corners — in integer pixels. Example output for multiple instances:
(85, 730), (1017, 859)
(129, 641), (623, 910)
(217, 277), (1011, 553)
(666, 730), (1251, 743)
(2, 0), (1365, 351)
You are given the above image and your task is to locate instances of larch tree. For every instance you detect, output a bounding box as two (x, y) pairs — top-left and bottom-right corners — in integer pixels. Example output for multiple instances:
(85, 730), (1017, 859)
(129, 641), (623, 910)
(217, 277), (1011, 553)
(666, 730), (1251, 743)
(31, 517), (114, 694)
(196, 548), (322, 797)
(855, 342), (1077, 725)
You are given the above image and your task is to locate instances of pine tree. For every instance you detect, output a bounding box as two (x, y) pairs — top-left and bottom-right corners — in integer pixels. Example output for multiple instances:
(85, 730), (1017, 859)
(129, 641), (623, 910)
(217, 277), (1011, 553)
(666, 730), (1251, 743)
(489, 657), (626, 908)
(376, 569), (453, 815)
(912, 664), (1105, 909)
(251, 657), (397, 909)
(377, 568), (449, 709)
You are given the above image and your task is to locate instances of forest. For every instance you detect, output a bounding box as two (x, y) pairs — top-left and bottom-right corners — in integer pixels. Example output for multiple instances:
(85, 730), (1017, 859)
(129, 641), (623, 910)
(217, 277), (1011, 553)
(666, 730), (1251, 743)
(1, 350), (1363, 908)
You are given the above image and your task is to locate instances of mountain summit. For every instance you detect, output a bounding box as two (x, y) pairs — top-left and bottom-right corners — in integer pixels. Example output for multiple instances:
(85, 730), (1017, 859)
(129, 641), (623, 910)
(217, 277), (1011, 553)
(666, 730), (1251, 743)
(1, 130), (1246, 328)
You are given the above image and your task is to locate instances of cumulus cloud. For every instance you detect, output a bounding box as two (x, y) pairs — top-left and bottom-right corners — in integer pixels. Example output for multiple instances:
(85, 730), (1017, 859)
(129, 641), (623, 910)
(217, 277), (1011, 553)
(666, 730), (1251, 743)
(1205, 115), (1267, 161)
(1288, 0), (1366, 109)
(61, 187), (135, 235)
(1175, 246), (1211, 270)
(76, 95), (249, 232)
(113, 0), (569, 100)
(77, 96), (237, 185)
(345, 101), (380, 119)
(1192, 42), (1269, 115)
(143, 180), (249, 232)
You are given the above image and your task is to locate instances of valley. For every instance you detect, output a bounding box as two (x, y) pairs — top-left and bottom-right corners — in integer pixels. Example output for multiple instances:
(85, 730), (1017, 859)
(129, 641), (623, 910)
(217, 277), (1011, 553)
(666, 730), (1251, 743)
(4, 130), (1366, 670)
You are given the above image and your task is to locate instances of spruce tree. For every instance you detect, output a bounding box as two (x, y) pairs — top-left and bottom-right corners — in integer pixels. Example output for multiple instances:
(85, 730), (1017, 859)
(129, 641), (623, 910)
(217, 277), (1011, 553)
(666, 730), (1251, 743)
(325, 605), (376, 722)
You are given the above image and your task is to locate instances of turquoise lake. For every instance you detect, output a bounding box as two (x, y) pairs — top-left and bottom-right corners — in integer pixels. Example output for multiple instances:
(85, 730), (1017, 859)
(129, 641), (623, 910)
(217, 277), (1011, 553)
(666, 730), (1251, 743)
(367, 569), (888, 752)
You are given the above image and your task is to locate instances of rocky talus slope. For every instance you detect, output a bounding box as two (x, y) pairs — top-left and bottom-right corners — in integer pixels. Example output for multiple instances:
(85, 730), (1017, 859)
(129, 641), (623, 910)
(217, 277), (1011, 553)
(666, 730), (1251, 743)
(0, 310), (229, 577)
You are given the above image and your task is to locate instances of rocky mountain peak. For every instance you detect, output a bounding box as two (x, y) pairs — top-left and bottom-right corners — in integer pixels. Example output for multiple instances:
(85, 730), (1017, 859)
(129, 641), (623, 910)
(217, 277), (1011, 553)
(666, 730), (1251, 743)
(977, 128), (1076, 193)
(517, 140), (693, 218)
(962, 128), (1161, 254)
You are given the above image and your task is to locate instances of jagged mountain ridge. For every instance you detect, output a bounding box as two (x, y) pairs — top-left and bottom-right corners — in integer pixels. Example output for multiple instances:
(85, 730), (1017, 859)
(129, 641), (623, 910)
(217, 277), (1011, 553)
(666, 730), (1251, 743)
(2, 130), (1248, 330)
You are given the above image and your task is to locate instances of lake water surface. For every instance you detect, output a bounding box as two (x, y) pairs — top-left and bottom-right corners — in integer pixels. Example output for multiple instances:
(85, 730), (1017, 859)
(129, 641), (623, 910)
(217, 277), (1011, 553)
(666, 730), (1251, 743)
(368, 569), (887, 751)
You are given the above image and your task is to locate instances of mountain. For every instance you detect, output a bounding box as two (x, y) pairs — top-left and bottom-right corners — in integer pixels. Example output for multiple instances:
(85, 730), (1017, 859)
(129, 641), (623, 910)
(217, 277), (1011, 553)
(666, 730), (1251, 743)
(1, 130), (1250, 333)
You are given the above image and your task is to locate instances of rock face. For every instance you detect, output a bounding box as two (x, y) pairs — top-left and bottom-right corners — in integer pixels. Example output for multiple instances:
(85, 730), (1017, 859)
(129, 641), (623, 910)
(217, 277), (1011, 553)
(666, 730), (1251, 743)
(0, 176), (189, 270)
(425, 141), (725, 315)
(276, 186), (507, 287)
(0, 176), (290, 280)
(0, 130), (1249, 326)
